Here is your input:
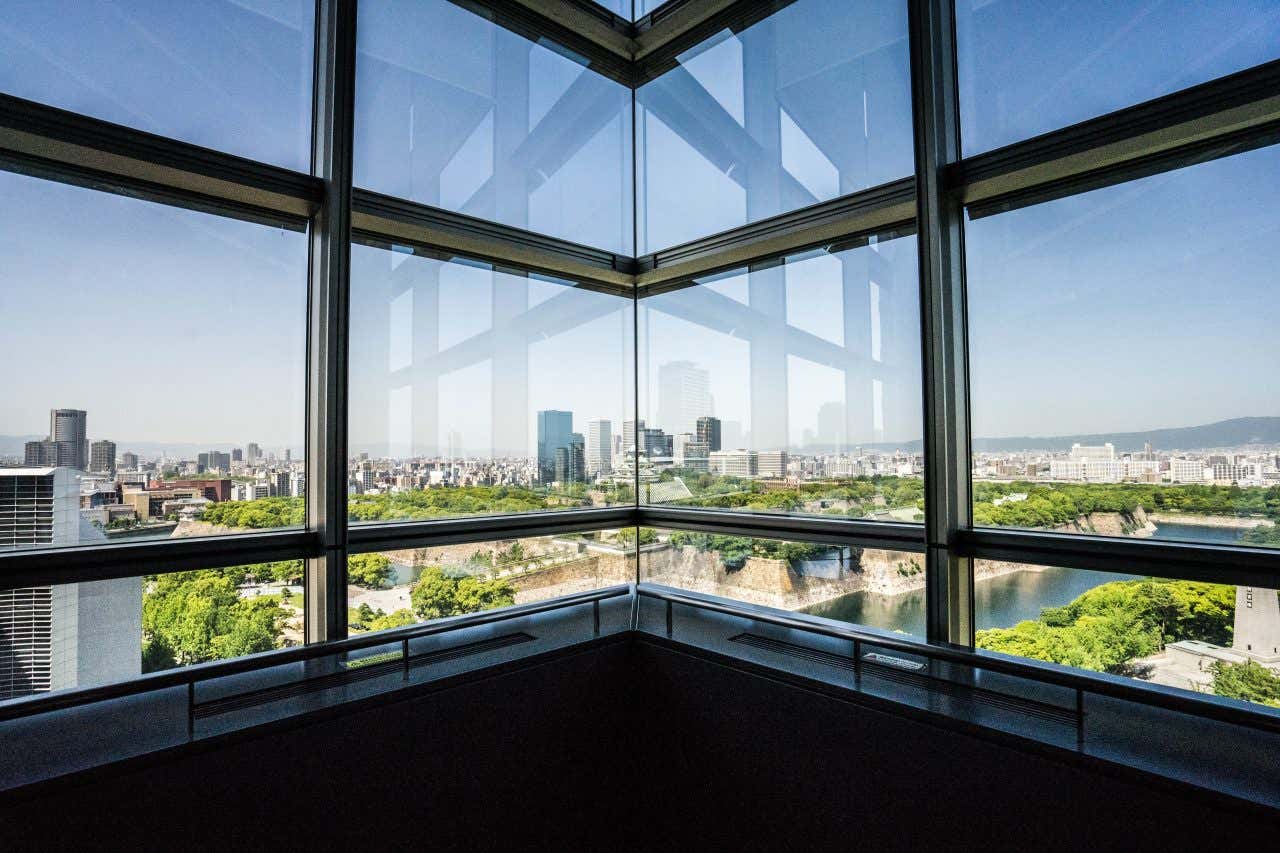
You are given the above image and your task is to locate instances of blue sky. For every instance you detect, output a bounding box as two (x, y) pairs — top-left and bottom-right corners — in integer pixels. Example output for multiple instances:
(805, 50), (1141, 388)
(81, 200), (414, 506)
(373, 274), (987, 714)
(1, 0), (1278, 456)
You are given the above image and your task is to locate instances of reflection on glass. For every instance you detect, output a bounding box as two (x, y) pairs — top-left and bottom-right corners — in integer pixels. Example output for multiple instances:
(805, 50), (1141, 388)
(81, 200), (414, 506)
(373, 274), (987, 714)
(348, 243), (634, 523)
(347, 529), (637, 632)
(638, 235), (922, 520)
(635, 0), (913, 252)
(973, 560), (1280, 710)
(641, 527), (921, 636)
(0, 0), (315, 170)
(967, 144), (1280, 546)
(355, 0), (634, 253)
(956, 0), (1280, 155)
(0, 172), (307, 548)
(0, 563), (304, 704)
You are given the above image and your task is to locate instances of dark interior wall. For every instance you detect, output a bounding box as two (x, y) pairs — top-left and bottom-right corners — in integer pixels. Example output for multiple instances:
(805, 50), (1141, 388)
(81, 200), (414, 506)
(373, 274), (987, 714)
(0, 640), (644, 852)
(630, 640), (1278, 851)
(1, 638), (1276, 851)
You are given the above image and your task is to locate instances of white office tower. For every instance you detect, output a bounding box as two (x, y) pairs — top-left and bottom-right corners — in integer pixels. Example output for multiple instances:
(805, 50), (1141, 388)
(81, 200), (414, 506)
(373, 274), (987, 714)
(709, 450), (758, 478)
(757, 450), (788, 478)
(586, 419), (613, 475)
(0, 468), (140, 701)
(657, 361), (712, 435)
(1233, 587), (1280, 663)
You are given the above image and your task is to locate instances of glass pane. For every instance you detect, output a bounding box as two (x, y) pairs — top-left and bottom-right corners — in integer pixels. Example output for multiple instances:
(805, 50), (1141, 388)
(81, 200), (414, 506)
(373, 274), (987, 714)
(347, 528), (636, 632)
(967, 144), (1280, 547)
(974, 560), (1280, 710)
(348, 243), (634, 523)
(355, 0), (634, 254)
(641, 527), (923, 636)
(0, 172), (307, 548)
(956, 0), (1280, 156)
(0, 0), (315, 171)
(0, 563), (303, 704)
(638, 235), (923, 522)
(635, 0), (913, 253)
(591, 0), (630, 18)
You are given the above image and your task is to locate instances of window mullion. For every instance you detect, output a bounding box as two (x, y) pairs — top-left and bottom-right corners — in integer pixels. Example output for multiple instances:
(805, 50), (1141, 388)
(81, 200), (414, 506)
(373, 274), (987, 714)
(909, 0), (973, 646)
(305, 0), (358, 644)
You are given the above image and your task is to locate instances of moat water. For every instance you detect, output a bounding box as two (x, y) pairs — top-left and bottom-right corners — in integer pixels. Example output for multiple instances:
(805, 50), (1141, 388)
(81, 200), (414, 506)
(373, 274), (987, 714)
(802, 523), (1245, 637)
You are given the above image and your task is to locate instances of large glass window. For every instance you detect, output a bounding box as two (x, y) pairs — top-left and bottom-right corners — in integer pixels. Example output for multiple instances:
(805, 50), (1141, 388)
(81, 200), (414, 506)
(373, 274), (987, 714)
(0, 0), (315, 171)
(635, 0), (913, 252)
(638, 235), (923, 521)
(1, 562), (304, 705)
(347, 528), (636, 633)
(640, 527), (922, 636)
(348, 243), (634, 524)
(956, 0), (1280, 155)
(967, 144), (1280, 547)
(0, 172), (308, 549)
(973, 560), (1280, 711)
(355, 0), (634, 254)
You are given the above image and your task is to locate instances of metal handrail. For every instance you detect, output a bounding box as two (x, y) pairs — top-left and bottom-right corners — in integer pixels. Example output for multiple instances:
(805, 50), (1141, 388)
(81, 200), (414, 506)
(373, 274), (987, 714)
(636, 583), (1280, 737)
(0, 584), (630, 724)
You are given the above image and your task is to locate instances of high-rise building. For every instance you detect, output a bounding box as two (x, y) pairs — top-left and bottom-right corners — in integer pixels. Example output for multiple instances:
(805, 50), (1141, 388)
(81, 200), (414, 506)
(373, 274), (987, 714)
(709, 449), (758, 478)
(642, 428), (667, 459)
(208, 451), (231, 472)
(1069, 443), (1115, 462)
(696, 417), (722, 453)
(246, 443), (261, 464)
(658, 361), (713, 435)
(231, 448), (243, 463)
(197, 452), (211, 471)
(537, 410), (574, 482)
(674, 435), (710, 471)
(554, 436), (585, 485)
(622, 420), (644, 458)
(758, 450), (788, 478)
(586, 419), (613, 475)
(274, 471), (291, 497)
(89, 440), (117, 474)
(49, 409), (88, 471)
(0, 468), (139, 701)
(121, 452), (139, 471)
(24, 440), (58, 467)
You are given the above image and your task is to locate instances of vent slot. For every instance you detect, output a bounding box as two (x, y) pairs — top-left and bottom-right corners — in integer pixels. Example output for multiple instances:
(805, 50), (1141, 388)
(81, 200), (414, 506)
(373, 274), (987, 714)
(729, 632), (1078, 727)
(194, 632), (536, 720)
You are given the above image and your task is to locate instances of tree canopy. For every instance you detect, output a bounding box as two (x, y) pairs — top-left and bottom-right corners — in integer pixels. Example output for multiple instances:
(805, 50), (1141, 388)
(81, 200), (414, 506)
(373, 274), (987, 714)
(347, 553), (393, 588)
(410, 567), (515, 621)
(1211, 660), (1280, 707)
(142, 571), (288, 671)
(976, 579), (1234, 673)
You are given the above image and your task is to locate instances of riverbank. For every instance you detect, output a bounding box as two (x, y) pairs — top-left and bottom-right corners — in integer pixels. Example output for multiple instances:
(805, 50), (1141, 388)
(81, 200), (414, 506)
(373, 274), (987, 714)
(1148, 512), (1273, 529)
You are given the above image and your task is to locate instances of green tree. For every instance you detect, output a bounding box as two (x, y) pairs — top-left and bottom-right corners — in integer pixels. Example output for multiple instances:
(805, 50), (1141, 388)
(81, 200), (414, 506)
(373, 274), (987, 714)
(410, 567), (515, 620)
(347, 553), (393, 588)
(615, 527), (657, 547)
(142, 571), (287, 669)
(1211, 660), (1280, 707)
(976, 579), (1235, 673)
(369, 609), (417, 631)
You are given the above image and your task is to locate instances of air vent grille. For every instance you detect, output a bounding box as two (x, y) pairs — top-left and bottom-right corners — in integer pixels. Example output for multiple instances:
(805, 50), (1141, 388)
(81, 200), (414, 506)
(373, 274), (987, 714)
(729, 632), (1078, 727)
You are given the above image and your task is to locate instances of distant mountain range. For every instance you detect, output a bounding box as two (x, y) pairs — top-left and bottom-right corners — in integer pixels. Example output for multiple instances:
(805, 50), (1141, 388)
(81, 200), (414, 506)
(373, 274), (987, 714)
(968, 417), (1280, 453)
(832, 417), (1280, 454)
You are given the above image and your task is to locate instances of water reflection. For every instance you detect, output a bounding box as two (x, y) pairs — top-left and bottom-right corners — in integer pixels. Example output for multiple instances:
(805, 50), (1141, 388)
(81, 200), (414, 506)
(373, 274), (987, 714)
(803, 522), (1242, 636)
